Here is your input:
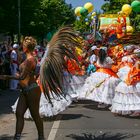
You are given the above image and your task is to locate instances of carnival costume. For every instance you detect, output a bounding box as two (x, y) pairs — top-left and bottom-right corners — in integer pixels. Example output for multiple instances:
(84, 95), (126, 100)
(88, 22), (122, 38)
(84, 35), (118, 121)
(63, 58), (86, 99)
(111, 49), (140, 116)
(78, 48), (119, 106)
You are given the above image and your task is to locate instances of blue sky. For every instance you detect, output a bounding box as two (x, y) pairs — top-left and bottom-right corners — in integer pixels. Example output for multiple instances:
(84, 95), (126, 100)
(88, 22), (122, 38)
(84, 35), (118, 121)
(65, 0), (105, 11)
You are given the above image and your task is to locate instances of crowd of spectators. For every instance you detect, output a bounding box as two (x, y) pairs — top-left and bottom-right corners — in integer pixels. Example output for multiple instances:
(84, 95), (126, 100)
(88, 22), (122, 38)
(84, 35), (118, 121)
(0, 41), (12, 90)
(0, 40), (46, 91)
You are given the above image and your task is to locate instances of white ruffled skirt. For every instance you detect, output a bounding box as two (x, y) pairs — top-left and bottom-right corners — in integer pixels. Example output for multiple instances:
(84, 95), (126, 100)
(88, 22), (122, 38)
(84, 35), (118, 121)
(12, 92), (72, 119)
(111, 82), (140, 114)
(78, 72), (119, 105)
(117, 66), (130, 81)
(63, 73), (86, 99)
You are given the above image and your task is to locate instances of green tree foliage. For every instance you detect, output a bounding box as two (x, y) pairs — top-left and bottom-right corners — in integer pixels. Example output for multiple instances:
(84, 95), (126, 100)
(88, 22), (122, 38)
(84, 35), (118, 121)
(0, 0), (17, 34)
(101, 0), (140, 31)
(20, 0), (40, 36)
(0, 0), (75, 39)
(74, 16), (91, 33)
(0, 0), (40, 37)
(31, 0), (75, 39)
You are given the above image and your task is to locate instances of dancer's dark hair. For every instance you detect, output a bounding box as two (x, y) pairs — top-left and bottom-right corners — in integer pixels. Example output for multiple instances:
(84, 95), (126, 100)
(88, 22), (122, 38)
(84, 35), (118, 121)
(98, 48), (107, 64)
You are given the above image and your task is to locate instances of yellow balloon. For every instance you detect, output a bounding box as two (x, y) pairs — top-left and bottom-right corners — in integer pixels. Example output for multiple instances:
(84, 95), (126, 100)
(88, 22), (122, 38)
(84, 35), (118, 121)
(92, 12), (96, 16)
(122, 10), (131, 16)
(118, 11), (129, 16)
(91, 16), (94, 19)
(85, 22), (89, 25)
(122, 4), (132, 15)
(75, 7), (82, 16)
(84, 2), (94, 13)
(126, 25), (134, 33)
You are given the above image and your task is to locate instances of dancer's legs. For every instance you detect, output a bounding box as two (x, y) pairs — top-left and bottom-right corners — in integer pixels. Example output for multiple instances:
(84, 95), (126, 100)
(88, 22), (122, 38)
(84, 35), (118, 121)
(15, 93), (28, 138)
(27, 87), (44, 139)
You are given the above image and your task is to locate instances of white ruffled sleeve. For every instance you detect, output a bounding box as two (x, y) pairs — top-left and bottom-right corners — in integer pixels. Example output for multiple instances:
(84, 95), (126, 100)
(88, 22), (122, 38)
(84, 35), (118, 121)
(106, 57), (114, 65)
(122, 56), (134, 63)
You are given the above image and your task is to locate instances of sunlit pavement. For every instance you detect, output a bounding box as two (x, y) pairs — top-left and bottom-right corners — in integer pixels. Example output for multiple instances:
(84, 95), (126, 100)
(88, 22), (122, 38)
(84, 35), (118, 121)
(0, 90), (140, 140)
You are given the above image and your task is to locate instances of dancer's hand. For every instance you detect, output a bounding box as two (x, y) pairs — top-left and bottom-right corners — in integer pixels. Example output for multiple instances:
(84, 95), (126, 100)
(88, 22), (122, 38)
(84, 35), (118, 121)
(15, 73), (20, 77)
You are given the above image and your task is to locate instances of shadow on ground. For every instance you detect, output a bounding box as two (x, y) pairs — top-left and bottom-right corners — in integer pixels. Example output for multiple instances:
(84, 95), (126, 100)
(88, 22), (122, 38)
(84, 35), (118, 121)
(42, 113), (93, 122)
(0, 90), (18, 116)
(0, 134), (13, 140)
(71, 100), (109, 111)
(61, 113), (92, 120)
(83, 104), (110, 111)
(66, 132), (136, 140)
(0, 133), (27, 140)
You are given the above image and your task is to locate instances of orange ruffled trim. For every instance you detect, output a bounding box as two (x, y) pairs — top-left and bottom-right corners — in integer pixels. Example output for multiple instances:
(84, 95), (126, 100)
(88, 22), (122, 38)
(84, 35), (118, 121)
(112, 61), (122, 73)
(97, 68), (118, 78)
(67, 59), (84, 75)
(125, 67), (140, 85)
(119, 62), (134, 69)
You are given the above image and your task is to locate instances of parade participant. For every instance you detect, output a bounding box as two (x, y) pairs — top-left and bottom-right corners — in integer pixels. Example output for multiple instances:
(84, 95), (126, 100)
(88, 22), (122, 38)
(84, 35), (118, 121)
(78, 47), (119, 108)
(116, 45), (136, 81)
(108, 44), (124, 73)
(89, 45), (97, 65)
(111, 49), (140, 116)
(10, 44), (19, 90)
(62, 44), (86, 100)
(0, 37), (44, 140)
(64, 58), (86, 99)
(86, 46), (97, 75)
(0, 27), (83, 140)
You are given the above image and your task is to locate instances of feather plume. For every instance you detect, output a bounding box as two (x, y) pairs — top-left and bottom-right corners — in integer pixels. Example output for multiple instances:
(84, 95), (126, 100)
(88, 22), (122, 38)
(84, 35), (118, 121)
(39, 26), (83, 103)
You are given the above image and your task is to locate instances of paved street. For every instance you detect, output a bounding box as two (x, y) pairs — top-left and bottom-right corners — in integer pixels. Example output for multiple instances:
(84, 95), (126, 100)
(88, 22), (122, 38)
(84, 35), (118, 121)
(0, 90), (140, 140)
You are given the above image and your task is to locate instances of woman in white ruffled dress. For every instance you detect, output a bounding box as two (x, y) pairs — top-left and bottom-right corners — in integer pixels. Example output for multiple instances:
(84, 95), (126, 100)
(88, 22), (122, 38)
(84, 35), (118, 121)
(111, 48), (140, 116)
(78, 47), (119, 108)
(63, 53), (86, 100)
(63, 73), (86, 100)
